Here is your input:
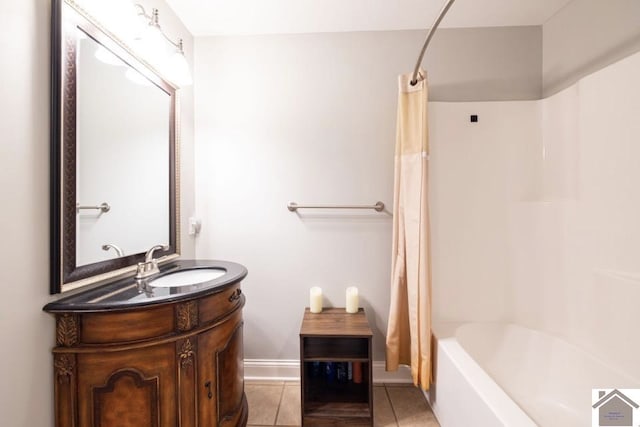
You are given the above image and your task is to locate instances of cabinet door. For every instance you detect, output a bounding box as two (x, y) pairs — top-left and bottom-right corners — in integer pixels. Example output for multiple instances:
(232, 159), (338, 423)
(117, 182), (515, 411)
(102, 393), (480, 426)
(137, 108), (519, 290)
(76, 343), (178, 427)
(197, 310), (246, 427)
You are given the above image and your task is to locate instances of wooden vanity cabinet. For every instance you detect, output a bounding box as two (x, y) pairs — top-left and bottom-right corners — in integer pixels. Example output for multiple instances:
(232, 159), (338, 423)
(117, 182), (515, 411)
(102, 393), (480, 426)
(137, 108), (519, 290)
(197, 311), (245, 427)
(49, 282), (247, 427)
(74, 342), (179, 426)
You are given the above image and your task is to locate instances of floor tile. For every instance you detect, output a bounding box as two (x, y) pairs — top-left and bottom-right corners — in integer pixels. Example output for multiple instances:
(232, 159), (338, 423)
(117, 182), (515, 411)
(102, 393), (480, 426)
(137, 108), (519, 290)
(275, 384), (301, 426)
(374, 386), (397, 427)
(246, 380), (439, 427)
(245, 383), (284, 426)
(386, 385), (438, 427)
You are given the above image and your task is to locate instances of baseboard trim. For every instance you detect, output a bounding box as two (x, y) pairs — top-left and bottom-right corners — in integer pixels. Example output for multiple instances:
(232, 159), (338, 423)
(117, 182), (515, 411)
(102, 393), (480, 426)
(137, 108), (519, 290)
(244, 359), (412, 384)
(244, 359), (300, 382)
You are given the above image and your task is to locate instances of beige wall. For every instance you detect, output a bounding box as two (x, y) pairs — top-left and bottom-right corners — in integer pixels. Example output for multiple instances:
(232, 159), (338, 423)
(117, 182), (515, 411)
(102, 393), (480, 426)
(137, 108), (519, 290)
(542, 0), (640, 96)
(0, 0), (194, 424)
(427, 26), (541, 101)
(0, 1), (53, 423)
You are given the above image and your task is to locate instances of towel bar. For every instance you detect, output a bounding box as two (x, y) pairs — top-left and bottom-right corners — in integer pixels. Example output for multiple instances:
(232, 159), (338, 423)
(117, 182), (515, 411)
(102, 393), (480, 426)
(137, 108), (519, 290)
(287, 201), (384, 212)
(76, 202), (111, 213)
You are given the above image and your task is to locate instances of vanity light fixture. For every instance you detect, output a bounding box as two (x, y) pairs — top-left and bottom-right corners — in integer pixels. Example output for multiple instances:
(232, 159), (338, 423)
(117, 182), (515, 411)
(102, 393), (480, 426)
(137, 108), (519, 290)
(134, 4), (192, 87)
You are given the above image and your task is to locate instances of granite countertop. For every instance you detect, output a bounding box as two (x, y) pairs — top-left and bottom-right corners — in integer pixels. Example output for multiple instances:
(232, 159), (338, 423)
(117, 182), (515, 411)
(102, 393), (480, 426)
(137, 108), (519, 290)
(43, 259), (247, 312)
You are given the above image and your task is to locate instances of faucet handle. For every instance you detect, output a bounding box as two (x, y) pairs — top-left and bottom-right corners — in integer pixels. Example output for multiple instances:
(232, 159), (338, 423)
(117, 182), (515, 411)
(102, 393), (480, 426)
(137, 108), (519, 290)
(145, 244), (170, 262)
(136, 244), (170, 279)
(135, 262), (146, 279)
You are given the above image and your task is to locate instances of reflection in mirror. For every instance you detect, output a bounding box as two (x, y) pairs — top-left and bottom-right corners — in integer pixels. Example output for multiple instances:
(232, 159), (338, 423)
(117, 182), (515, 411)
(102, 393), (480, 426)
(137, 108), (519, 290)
(75, 29), (170, 266)
(50, 0), (179, 294)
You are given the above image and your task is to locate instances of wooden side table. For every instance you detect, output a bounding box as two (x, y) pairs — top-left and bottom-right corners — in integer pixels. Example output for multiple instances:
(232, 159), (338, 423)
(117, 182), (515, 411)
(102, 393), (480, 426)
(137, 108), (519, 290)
(299, 307), (373, 426)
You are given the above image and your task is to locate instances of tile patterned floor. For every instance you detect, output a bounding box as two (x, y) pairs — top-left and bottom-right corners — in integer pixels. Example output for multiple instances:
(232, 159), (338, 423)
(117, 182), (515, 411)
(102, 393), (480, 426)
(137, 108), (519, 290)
(245, 381), (440, 427)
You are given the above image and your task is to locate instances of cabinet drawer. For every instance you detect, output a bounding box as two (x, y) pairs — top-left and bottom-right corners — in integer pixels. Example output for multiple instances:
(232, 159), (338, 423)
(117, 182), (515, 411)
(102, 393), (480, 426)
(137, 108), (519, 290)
(81, 305), (175, 344)
(198, 283), (243, 325)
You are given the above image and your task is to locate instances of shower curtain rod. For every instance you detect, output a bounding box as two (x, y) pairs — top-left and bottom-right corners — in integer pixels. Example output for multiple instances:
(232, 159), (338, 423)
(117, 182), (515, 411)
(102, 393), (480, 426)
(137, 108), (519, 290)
(410, 0), (456, 85)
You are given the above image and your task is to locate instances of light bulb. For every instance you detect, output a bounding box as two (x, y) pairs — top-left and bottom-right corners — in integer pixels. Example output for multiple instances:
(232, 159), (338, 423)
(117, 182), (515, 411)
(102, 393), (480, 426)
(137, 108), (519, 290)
(165, 50), (192, 87)
(139, 23), (168, 64)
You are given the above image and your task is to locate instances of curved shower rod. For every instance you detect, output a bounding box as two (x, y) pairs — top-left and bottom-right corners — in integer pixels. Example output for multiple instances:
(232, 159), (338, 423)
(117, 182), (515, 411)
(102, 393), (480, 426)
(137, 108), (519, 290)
(410, 0), (457, 86)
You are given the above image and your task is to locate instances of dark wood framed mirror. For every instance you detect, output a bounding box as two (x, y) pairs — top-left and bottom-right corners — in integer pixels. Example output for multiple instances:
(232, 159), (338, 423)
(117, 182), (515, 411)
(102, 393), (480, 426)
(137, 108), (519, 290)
(50, 0), (179, 294)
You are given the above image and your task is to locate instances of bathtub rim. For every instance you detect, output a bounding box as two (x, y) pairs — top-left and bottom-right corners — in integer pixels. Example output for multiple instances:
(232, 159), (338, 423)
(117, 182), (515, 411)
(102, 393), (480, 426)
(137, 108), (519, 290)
(427, 321), (538, 427)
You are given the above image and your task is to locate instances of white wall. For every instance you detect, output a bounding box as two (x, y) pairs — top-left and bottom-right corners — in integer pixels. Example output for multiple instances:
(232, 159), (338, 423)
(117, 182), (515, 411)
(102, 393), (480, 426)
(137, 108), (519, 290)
(194, 33), (396, 361)
(193, 27), (541, 361)
(0, 0), (194, 425)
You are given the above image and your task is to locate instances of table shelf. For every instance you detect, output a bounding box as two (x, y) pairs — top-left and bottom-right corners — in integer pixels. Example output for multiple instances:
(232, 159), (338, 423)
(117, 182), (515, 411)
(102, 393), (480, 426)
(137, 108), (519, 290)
(300, 308), (373, 426)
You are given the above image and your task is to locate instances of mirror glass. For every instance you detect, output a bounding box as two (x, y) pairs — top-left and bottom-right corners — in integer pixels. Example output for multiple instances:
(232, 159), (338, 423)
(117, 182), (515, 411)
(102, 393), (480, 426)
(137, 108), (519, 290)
(75, 31), (170, 266)
(51, 0), (179, 293)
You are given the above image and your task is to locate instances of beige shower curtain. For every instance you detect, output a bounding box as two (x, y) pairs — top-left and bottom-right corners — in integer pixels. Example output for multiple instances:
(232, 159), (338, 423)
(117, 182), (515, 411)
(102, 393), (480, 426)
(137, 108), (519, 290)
(385, 70), (432, 390)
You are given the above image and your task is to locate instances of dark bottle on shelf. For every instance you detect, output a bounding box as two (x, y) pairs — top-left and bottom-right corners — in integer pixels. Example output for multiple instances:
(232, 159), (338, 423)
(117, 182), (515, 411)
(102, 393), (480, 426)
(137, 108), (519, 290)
(310, 361), (322, 378)
(325, 362), (335, 383)
(336, 362), (347, 383)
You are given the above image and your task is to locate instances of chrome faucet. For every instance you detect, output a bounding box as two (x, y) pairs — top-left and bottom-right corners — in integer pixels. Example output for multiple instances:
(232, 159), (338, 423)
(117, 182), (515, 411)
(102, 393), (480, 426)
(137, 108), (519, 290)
(135, 244), (169, 279)
(102, 243), (124, 257)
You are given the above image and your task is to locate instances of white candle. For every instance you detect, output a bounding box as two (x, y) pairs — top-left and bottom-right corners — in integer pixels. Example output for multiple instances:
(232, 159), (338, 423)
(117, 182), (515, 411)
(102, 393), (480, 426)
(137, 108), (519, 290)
(310, 287), (323, 313)
(346, 287), (359, 313)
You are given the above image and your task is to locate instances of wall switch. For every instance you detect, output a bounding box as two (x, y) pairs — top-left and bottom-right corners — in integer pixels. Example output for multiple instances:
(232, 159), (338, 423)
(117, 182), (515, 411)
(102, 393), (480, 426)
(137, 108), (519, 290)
(188, 217), (202, 236)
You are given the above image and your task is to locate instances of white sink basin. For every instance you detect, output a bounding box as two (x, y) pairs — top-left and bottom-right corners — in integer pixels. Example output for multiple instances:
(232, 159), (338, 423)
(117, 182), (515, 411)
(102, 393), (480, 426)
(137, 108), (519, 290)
(149, 268), (226, 288)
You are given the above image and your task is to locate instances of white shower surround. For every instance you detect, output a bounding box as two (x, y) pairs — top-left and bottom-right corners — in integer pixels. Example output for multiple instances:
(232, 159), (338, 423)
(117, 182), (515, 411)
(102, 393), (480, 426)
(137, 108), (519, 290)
(427, 51), (640, 425)
(432, 50), (640, 377)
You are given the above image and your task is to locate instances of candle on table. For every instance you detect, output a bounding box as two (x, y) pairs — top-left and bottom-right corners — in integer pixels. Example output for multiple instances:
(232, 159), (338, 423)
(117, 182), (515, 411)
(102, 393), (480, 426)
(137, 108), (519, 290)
(345, 286), (359, 314)
(310, 287), (323, 313)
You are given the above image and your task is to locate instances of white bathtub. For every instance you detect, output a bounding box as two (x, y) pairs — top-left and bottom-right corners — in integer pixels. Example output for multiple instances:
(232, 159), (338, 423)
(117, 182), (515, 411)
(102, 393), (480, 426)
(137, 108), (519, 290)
(426, 323), (640, 427)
